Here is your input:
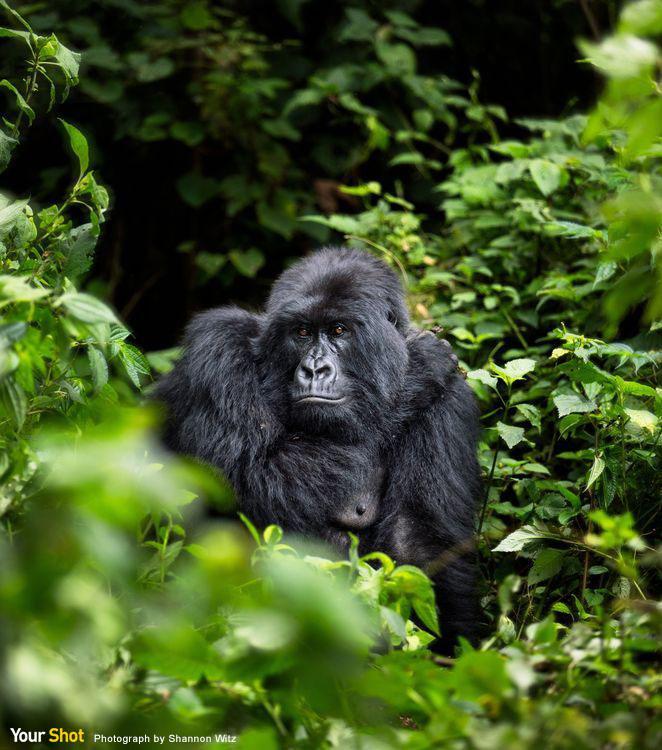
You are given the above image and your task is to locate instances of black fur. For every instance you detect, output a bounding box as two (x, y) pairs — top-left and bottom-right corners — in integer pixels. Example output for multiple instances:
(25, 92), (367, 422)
(155, 247), (481, 652)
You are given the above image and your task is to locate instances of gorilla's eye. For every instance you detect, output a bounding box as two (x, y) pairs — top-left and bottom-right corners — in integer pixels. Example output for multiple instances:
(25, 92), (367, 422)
(331, 323), (346, 336)
(297, 326), (311, 338)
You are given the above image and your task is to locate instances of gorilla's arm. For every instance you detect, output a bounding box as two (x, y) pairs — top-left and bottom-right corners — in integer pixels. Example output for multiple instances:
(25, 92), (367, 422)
(155, 307), (365, 533)
(382, 333), (481, 651)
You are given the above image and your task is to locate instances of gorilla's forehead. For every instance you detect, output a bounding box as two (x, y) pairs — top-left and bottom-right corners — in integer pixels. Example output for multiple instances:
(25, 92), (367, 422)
(277, 293), (374, 324)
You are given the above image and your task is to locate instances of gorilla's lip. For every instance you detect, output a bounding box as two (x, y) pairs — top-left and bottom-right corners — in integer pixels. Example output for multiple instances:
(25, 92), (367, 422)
(294, 395), (347, 405)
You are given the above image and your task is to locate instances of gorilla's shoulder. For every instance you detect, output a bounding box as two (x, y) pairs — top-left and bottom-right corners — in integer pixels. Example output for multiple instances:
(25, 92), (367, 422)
(166, 306), (263, 392)
(186, 306), (261, 344)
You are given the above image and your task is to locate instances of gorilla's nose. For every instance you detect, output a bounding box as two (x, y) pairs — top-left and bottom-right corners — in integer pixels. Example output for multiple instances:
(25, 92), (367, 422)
(295, 356), (336, 386)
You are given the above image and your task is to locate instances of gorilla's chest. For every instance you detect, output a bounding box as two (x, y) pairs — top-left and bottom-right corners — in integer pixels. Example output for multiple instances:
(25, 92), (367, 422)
(331, 465), (385, 533)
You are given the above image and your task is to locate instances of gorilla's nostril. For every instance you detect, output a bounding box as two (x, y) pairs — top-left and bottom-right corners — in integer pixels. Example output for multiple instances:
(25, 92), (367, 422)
(356, 503), (366, 516)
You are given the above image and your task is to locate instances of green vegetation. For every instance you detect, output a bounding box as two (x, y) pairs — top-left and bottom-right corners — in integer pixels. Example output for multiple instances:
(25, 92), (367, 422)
(0, 1), (660, 748)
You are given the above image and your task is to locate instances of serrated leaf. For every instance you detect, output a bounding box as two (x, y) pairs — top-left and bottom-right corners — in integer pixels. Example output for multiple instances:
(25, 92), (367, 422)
(467, 368), (498, 390)
(553, 393), (597, 418)
(493, 525), (546, 552)
(0, 376), (26, 427)
(514, 403), (541, 431)
(59, 292), (118, 324)
(118, 343), (150, 388)
(0, 274), (49, 303)
(496, 421), (526, 449)
(529, 159), (562, 196)
(586, 454), (605, 490)
(0, 128), (18, 172)
(528, 548), (564, 585)
(228, 248), (265, 278)
(391, 565), (439, 634)
(625, 408), (658, 435)
(491, 357), (536, 384)
(87, 346), (108, 392)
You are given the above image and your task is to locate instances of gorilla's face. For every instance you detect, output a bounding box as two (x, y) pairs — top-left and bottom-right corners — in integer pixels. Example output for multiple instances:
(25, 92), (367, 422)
(290, 320), (352, 406)
(268, 305), (408, 439)
(255, 248), (412, 441)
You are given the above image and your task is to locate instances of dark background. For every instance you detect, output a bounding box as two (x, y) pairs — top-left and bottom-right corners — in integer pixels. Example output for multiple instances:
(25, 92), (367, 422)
(4, 0), (620, 349)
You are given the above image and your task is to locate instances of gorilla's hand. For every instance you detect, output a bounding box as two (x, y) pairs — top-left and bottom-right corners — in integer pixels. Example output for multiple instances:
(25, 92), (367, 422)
(397, 329), (461, 423)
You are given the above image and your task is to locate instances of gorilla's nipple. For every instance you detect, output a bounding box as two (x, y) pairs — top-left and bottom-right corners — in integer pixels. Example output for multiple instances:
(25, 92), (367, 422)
(356, 503), (367, 516)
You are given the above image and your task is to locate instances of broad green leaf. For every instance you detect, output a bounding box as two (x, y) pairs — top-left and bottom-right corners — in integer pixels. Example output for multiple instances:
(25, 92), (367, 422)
(553, 393), (597, 418)
(493, 525), (547, 553)
(59, 291), (118, 324)
(47, 36), (81, 85)
(0, 27), (32, 47)
(0, 128), (18, 172)
(467, 368), (498, 390)
(529, 159), (562, 196)
(375, 41), (416, 75)
(0, 274), (49, 303)
(545, 220), (601, 239)
(0, 376), (26, 427)
(118, 343), (150, 388)
(59, 119), (89, 180)
(528, 548), (564, 585)
(0, 79), (35, 123)
(496, 421), (526, 449)
(391, 565), (439, 634)
(0, 348), (19, 378)
(586, 454), (605, 490)
(229, 248), (265, 278)
(491, 357), (536, 384)
(60, 223), (98, 281)
(624, 408), (658, 435)
(514, 403), (541, 431)
(580, 34), (657, 79)
(87, 346), (108, 391)
(339, 8), (379, 42)
(176, 171), (220, 208)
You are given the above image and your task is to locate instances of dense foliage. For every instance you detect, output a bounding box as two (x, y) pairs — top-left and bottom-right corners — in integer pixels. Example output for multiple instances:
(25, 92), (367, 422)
(0, 1), (660, 748)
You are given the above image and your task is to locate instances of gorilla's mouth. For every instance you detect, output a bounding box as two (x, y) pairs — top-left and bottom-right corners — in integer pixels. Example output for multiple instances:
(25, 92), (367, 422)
(295, 395), (347, 405)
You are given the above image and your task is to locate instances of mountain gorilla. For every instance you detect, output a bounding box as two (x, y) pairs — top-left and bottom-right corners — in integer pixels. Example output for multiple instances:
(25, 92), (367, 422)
(156, 247), (481, 651)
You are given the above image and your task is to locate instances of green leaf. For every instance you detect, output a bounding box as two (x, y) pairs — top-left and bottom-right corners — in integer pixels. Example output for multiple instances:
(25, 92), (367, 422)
(580, 34), (657, 79)
(493, 525), (547, 553)
(0, 128), (18, 172)
(0, 274), (49, 303)
(229, 248), (265, 278)
(496, 421), (526, 449)
(59, 119), (89, 180)
(391, 565), (439, 634)
(118, 343), (150, 388)
(528, 548), (564, 585)
(59, 291), (118, 324)
(491, 357), (536, 384)
(60, 223), (98, 281)
(0, 79), (35, 123)
(0, 27), (32, 47)
(375, 41), (416, 76)
(87, 346), (108, 392)
(50, 37), (81, 85)
(624, 408), (658, 435)
(467, 368), (498, 390)
(176, 171), (220, 208)
(529, 159), (562, 196)
(553, 393), (597, 418)
(586, 454), (605, 490)
(0, 376), (26, 427)
(514, 403), (541, 432)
